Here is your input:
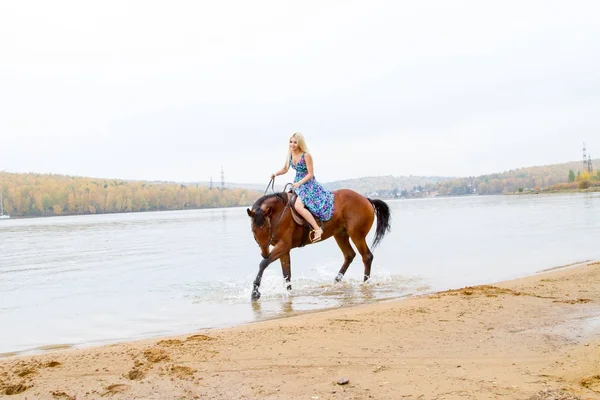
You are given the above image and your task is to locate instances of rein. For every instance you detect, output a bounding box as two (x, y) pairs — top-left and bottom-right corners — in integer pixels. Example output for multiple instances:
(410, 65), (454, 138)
(264, 177), (275, 195)
(262, 179), (294, 246)
(266, 202), (289, 246)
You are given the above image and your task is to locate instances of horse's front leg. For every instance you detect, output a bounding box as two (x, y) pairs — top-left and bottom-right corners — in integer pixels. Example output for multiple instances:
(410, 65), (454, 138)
(280, 252), (292, 291)
(252, 243), (290, 301)
(251, 257), (270, 301)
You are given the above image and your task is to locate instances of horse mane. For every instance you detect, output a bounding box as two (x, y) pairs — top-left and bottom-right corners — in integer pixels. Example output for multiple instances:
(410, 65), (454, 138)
(250, 192), (287, 226)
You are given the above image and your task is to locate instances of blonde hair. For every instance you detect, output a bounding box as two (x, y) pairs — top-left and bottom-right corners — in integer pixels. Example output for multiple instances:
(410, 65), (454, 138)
(290, 132), (310, 153)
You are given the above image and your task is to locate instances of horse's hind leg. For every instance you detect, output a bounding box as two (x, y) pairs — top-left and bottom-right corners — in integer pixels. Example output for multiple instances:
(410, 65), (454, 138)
(333, 230), (356, 282)
(349, 234), (373, 282)
(280, 252), (292, 291)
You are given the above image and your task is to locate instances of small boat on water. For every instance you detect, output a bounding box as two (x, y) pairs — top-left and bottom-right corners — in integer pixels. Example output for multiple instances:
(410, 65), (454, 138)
(0, 193), (10, 219)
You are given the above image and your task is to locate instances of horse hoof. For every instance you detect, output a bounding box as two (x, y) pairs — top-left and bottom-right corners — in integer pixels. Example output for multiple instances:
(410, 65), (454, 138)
(251, 290), (261, 301)
(286, 285), (292, 291)
(335, 273), (344, 283)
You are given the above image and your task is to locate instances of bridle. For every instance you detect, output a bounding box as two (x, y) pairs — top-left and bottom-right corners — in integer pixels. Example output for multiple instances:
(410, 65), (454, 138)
(259, 179), (294, 247)
(265, 198), (291, 246)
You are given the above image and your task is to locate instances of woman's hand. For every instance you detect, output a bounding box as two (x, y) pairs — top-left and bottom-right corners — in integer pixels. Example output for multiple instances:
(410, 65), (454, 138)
(292, 182), (301, 189)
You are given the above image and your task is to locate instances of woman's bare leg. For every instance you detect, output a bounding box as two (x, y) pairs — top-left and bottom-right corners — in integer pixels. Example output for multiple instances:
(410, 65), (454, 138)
(294, 197), (322, 240)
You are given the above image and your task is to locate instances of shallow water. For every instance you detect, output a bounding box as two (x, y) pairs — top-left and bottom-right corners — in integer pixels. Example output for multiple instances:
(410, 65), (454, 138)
(1, 193), (599, 355)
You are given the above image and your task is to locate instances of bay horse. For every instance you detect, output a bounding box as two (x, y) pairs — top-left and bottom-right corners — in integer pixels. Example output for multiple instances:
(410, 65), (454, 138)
(246, 188), (391, 300)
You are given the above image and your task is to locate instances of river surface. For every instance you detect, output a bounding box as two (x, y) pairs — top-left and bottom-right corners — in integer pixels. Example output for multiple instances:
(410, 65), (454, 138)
(1, 193), (599, 356)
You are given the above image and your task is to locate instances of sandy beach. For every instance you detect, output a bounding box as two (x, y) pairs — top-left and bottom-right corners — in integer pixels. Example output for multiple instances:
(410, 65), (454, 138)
(1, 262), (599, 400)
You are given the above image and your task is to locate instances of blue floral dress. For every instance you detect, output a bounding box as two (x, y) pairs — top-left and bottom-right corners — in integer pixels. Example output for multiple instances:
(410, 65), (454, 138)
(290, 153), (335, 221)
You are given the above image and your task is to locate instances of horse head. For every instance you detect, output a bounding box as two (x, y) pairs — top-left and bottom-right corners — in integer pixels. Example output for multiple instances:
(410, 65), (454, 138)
(246, 192), (288, 258)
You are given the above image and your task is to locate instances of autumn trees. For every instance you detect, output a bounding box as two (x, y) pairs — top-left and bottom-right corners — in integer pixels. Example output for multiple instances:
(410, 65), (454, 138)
(0, 172), (260, 218)
(2, 158), (598, 219)
(437, 160), (599, 196)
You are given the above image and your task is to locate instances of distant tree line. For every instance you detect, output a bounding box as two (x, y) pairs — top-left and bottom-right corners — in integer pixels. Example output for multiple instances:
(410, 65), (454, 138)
(437, 160), (600, 196)
(0, 172), (261, 218)
(558, 169), (600, 190)
(2, 159), (599, 218)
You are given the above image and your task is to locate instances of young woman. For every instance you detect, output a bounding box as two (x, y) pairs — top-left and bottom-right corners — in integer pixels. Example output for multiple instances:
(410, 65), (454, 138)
(271, 132), (335, 243)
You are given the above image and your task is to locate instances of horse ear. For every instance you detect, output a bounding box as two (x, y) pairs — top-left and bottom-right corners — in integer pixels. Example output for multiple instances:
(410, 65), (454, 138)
(246, 208), (255, 218)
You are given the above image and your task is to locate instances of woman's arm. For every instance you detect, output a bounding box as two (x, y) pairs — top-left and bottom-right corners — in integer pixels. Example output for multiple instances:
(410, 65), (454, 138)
(292, 153), (315, 188)
(271, 151), (291, 179)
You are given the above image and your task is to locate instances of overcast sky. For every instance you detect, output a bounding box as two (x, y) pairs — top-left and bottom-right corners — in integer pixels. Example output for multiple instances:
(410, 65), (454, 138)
(1, 1), (599, 184)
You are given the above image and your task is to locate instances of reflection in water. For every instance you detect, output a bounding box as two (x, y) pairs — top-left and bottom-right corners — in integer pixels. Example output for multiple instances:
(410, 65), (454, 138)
(331, 282), (376, 308)
(281, 299), (294, 314)
(359, 284), (375, 302)
(251, 296), (295, 320)
(251, 300), (262, 318)
(250, 282), (379, 320)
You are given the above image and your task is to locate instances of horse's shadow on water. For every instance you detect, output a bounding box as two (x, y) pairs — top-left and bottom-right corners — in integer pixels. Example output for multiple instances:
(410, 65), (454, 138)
(250, 282), (375, 320)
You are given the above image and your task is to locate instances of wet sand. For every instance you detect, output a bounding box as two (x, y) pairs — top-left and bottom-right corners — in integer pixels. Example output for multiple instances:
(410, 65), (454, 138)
(1, 262), (599, 400)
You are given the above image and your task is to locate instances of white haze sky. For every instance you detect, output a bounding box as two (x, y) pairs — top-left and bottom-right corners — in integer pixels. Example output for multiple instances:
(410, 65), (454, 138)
(1, 1), (599, 184)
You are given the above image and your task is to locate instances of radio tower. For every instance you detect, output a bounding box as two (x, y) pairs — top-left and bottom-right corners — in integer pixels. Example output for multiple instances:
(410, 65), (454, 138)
(220, 166), (225, 190)
(583, 142), (587, 171)
(588, 154), (593, 173)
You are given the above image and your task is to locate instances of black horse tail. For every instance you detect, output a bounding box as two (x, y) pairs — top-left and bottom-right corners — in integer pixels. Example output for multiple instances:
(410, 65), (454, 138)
(368, 198), (392, 249)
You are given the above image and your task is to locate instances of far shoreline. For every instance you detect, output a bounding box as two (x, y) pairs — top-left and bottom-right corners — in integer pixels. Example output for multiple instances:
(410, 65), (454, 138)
(3, 190), (600, 221)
